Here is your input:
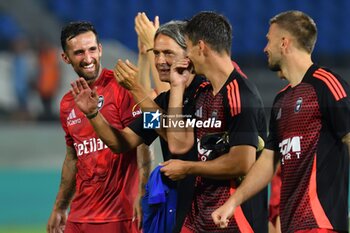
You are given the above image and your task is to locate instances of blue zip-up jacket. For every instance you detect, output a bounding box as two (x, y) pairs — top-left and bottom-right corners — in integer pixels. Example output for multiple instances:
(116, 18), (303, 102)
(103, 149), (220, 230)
(142, 166), (177, 233)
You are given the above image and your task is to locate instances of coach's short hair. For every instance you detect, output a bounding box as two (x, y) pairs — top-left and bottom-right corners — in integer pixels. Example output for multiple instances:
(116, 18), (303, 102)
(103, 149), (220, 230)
(61, 21), (99, 51)
(155, 20), (187, 50)
(185, 11), (232, 55)
(270, 10), (317, 54)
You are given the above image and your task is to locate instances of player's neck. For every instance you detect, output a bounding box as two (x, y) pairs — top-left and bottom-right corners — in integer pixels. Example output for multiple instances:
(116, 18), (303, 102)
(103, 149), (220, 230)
(204, 56), (234, 95)
(283, 55), (313, 87)
(185, 74), (196, 88)
(87, 67), (103, 86)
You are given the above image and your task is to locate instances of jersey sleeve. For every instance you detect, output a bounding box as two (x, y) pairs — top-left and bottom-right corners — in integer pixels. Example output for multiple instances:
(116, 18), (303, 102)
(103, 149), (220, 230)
(319, 74), (350, 139)
(60, 100), (74, 147)
(154, 92), (169, 110)
(226, 79), (267, 149)
(227, 104), (263, 149)
(127, 117), (159, 145)
(265, 106), (279, 152)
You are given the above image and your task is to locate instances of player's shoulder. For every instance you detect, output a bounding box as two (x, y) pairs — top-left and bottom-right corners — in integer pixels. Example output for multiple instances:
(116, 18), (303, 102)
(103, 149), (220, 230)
(98, 68), (120, 88)
(193, 75), (210, 98)
(275, 84), (291, 98)
(99, 68), (132, 99)
(307, 65), (348, 101)
(268, 84), (291, 110)
(226, 69), (262, 102)
(60, 91), (74, 109)
(194, 75), (210, 90)
(228, 68), (253, 90)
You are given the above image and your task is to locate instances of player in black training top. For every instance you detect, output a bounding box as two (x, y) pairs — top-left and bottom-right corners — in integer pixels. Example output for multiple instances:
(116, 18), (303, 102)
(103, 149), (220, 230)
(212, 10), (350, 233)
(162, 11), (268, 233)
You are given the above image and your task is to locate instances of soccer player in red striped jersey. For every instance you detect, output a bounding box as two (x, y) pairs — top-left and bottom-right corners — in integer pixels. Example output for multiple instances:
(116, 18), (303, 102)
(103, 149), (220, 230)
(161, 12), (268, 232)
(212, 10), (350, 233)
(46, 21), (150, 233)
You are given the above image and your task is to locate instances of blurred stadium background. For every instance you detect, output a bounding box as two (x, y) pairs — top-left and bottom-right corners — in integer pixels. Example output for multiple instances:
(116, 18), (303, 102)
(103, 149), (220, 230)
(0, 1), (349, 232)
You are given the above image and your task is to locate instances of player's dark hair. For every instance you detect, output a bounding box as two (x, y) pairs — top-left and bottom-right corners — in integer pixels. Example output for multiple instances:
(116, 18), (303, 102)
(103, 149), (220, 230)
(61, 21), (99, 51)
(270, 10), (317, 53)
(185, 11), (232, 55)
(155, 20), (187, 50)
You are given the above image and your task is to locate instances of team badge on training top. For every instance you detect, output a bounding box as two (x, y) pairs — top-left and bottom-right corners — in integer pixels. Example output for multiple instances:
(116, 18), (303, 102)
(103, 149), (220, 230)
(276, 108), (282, 120)
(97, 95), (104, 109)
(143, 110), (161, 129)
(294, 97), (303, 113)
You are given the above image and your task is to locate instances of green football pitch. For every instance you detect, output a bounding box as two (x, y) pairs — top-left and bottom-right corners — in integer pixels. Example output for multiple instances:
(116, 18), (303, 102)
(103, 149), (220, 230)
(0, 225), (45, 233)
(0, 170), (349, 233)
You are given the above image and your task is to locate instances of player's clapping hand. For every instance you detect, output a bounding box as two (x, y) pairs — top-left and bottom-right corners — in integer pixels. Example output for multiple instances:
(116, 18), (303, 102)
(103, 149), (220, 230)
(160, 159), (189, 181)
(135, 12), (159, 50)
(114, 59), (140, 90)
(70, 78), (98, 115)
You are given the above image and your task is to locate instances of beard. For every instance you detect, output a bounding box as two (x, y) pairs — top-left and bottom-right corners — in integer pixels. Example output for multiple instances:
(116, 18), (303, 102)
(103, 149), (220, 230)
(267, 59), (281, 72)
(75, 61), (101, 81)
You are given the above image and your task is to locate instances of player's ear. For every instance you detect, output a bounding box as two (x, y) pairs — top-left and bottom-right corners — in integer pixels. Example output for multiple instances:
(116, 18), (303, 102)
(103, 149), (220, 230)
(281, 36), (292, 54)
(98, 43), (102, 57)
(198, 40), (209, 56)
(281, 37), (287, 48)
(61, 52), (71, 64)
(198, 40), (205, 52)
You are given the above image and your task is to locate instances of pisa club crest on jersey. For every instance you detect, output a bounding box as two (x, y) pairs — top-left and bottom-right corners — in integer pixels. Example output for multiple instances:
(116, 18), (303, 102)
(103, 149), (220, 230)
(97, 95), (104, 109)
(294, 97), (303, 113)
(143, 110), (161, 129)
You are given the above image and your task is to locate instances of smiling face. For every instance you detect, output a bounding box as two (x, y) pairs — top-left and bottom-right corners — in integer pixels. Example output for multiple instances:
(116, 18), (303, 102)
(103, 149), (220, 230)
(184, 36), (201, 75)
(62, 31), (102, 83)
(153, 34), (187, 82)
(264, 23), (284, 72)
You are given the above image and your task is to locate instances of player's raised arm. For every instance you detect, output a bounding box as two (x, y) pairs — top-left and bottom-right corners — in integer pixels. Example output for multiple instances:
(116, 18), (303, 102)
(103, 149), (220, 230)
(71, 78), (143, 153)
(166, 59), (195, 155)
(135, 12), (169, 94)
(114, 59), (168, 141)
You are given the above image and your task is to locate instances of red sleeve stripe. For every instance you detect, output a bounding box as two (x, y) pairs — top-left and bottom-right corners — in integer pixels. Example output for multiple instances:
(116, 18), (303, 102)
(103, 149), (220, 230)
(318, 69), (347, 97)
(227, 80), (241, 117)
(234, 80), (241, 114)
(309, 154), (333, 229)
(199, 81), (210, 88)
(227, 83), (235, 116)
(313, 69), (347, 101)
(194, 81), (210, 98)
(230, 183), (254, 233)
